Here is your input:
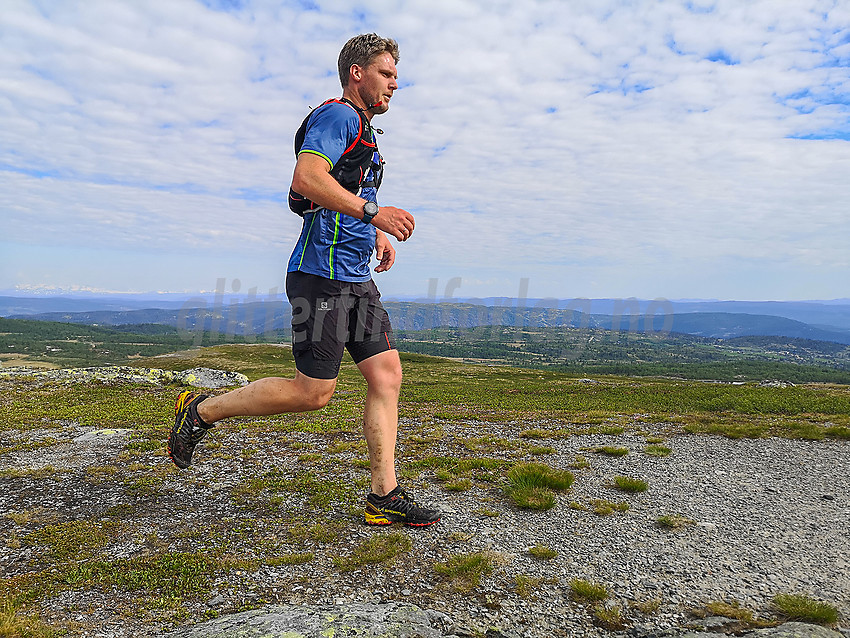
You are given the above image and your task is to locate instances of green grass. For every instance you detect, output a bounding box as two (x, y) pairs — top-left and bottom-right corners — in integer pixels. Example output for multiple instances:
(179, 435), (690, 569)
(332, 532), (412, 572)
(690, 600), (778, 629)
(514, 574), (556, 600)
(265, 552), (314, 566)
(24, 519), (118, 561)
(612, 475), (649, 493)
(772, 593), (839, 625)
(590, 446), (629, 457)
(528, 545), (557, 560)
(433, 552), (496, 593)
(504, 462), (574, 510)
(657, 514), (696, 530)
(61, 552), (248, 603)
(233, 468), (357, 510)
(569, 455), (590, 469)
(0, 597), (57, 638)
(445, 478), (472, 491)
(644, 444), (672, 457)
(569, 578), (608, 603)
(590, 499), (630, 516)
(632, 598), (662, 615)
(593, 604), (627, 630)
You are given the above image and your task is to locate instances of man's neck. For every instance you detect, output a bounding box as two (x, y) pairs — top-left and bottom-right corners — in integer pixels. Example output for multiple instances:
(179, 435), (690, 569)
(342, 90), (373, 121)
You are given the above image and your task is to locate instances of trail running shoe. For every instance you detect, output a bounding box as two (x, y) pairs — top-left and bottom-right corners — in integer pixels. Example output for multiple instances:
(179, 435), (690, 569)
(365, 486), (441, 527)
(167, 391), (211, 469)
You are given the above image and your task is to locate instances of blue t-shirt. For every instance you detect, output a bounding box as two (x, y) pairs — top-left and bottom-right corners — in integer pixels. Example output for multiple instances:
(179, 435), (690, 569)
(287, 101), (380, 282)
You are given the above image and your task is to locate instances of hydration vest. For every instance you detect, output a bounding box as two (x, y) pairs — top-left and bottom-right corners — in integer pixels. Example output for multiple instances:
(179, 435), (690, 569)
(288, 97), (384, 216)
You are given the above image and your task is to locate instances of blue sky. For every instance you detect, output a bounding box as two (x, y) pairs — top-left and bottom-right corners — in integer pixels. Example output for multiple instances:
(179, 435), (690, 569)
(1, 0), (849, 301)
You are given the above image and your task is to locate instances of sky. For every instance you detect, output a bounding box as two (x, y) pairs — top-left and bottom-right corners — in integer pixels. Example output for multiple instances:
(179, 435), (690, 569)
(1, 0), (849, 303)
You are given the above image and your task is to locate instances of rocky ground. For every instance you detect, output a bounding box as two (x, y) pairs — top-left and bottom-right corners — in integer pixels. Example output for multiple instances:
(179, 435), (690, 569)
(0, 367), (848, 637)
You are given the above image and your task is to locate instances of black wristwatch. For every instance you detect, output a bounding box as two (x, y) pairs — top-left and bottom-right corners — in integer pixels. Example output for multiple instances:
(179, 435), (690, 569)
(362, 201), (379, 225)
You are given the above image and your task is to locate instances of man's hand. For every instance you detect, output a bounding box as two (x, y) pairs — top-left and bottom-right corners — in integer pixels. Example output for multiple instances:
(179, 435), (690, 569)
(374, 230), (396, 272)
(373, 206), (415, 242)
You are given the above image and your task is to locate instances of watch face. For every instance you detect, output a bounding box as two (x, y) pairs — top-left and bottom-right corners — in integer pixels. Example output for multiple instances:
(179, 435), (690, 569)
(364, 201), (379, 215)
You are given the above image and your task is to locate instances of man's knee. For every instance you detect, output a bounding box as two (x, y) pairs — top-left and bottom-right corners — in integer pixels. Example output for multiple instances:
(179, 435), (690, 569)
(294, 375), (337, 411)
(363, 353), (402, 393)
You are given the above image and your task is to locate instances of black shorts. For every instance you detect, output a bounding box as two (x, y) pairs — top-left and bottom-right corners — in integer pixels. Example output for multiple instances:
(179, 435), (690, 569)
(285, 271), (396, 379)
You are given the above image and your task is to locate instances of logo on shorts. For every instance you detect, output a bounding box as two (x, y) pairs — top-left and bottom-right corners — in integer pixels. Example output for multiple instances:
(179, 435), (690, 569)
(319, 301), (329, 310)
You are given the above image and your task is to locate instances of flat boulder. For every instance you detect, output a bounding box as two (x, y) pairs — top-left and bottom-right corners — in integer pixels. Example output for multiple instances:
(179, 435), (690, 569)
(163, 602), (454, 638)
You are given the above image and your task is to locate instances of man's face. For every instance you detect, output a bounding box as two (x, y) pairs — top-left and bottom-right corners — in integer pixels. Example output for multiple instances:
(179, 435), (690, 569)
(355, 52), (398, 114)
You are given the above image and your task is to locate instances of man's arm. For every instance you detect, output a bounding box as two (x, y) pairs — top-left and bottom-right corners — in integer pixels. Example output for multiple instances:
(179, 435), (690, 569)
(291, 153), (415, 242)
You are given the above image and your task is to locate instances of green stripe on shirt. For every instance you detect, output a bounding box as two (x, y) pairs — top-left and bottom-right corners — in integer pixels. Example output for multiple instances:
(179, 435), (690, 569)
(298, 149), (334, 169)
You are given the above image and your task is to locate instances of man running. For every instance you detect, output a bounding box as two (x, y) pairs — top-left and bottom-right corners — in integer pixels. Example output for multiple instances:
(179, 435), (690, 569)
(167, 33), (440, 528)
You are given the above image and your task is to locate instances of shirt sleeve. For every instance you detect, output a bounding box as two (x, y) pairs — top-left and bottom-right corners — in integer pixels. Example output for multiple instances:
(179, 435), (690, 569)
(298, 102), (362, 169)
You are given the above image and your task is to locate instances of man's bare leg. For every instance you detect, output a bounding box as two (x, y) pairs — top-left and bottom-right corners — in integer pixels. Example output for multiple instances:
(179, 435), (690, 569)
(197, 371), (337, 423)
(356, 349), (402, 496)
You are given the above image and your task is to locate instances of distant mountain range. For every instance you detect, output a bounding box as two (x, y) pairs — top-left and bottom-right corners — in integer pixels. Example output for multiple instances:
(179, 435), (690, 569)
(3, 294), (850, 345)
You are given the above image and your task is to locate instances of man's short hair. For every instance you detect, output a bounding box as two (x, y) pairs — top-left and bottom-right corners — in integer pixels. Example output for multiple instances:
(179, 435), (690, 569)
(338, 33), (400, 87)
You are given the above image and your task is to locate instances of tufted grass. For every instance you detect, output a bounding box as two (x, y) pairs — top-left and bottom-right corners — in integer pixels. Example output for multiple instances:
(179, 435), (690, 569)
(504, 462), (574, 510)
(332, 532), (411, 572)
(528, 545), (558, 560)
(434, 552), (496, 593)
(657, 514), (696, 530)
(593, 604), (627, 630)
(590, 499), (630, 516)
(772, 593), (839, 625)
(589, 446), (629, 457)
(612, 475), (649, 493)
(569, 578), (608, 603)
(0, 597), (57, 638)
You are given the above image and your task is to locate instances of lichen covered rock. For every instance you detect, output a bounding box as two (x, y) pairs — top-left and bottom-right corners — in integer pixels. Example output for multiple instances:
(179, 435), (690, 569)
(0, 365), (248, 389)
(163, 602), (452, 638)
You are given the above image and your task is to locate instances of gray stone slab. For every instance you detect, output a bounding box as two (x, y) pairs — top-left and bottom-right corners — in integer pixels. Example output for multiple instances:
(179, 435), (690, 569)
(163, 602), (448, 638)
(73, 428), (131, 443)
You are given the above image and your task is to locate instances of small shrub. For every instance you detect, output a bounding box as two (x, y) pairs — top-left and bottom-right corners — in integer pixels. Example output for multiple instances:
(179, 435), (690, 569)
(569, 578), (608, 603)
(612, 476), (648, 493)
(528, 545), (557, 560)
(773, 593), (839, 625)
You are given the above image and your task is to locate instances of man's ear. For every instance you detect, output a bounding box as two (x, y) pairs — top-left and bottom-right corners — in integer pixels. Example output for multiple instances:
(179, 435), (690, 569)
(350, 64), (362, 82)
